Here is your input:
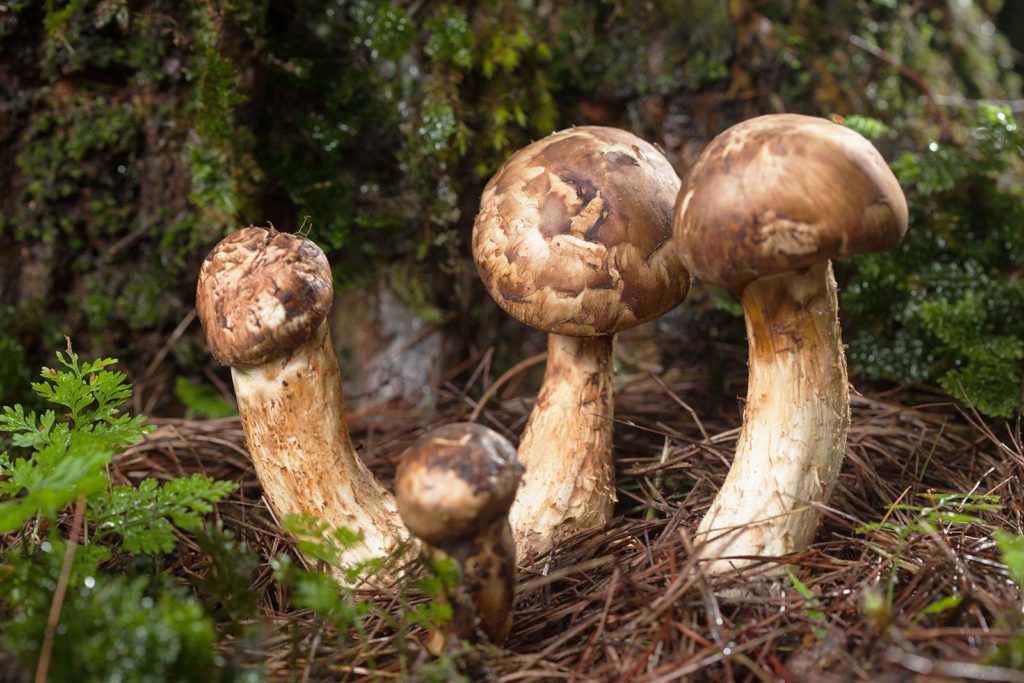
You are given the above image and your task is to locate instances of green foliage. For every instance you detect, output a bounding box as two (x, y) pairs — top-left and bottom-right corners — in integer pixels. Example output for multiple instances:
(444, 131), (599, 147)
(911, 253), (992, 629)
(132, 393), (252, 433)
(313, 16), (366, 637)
(282, 512), (385, 585)
(425, 5), (473, 69)
(0, 330), (31, 412)
(788, 572), (827, 641)
(0, 434), (110, 531)
(0, 346), (243, 681)
(0, 345), (235, 545)
(186, 3), (261, 232)
(842, 105), (1024, 417)
(272, 512), (462, 675)
(14, 95), (139, 245)
(249, 1), (603, 288)
(1, 540), (230, 679)
(982, 530), (1024, 668)
(273, 553), (373, 632)
(995, 529), (1024, 589)
(0, 348), (151, 529)
(189, 524), (263, 631)
(90, 475), (237, 554)
(174, 375), (237, 419)
(857, 492), (1002, 605)
(841, 114), (891, 139)
(2, 560), (226, 683)
(40, 0), (168, 80)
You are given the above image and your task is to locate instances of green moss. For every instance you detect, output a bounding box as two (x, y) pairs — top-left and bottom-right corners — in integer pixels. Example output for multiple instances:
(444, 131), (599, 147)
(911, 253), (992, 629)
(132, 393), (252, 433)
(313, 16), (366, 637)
(15, 96), (139, 244)
(841, 105), (1024, 417)
(4, 0), (1024, 417)
(41, 0), (173, 83)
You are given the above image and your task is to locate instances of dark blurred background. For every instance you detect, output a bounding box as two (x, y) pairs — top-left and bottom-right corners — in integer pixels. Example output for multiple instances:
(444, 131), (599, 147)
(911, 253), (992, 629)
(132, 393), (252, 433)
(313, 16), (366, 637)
(1, 0), (1022, 419)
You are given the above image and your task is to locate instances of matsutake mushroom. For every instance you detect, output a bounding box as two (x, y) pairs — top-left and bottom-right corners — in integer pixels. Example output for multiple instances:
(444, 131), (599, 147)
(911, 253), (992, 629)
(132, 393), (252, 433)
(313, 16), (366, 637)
(395, 422), (522, 647)
(673, 114), (908, 574)
(474, 126), (690, 559)
(196, 226), (409, 580)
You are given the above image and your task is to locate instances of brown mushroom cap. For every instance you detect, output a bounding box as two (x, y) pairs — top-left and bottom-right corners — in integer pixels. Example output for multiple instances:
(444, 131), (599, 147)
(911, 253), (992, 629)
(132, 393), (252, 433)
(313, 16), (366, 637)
(196, 227), (333, 367)
(395, 423), (522, 544)
(673, 114), (909, 290)
(473, 126), (690, 337)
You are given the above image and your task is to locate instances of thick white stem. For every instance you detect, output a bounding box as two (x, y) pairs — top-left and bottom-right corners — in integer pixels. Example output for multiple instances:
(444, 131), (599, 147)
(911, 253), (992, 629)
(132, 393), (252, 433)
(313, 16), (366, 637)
(509, 334), (615, 558)
(231, 323), (409, 578)
(695, 261), (849, 574)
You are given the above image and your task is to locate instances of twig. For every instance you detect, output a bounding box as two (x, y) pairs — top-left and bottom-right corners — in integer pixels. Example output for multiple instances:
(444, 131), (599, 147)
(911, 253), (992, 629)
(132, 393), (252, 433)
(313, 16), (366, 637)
(516, 555), (615, 596)
(35, 496), (87, 683)
(469, 352), (546, 422)
(648, 372), (711, 442)
(886, 647), (1024, 682)
(141, 309), (198, 384)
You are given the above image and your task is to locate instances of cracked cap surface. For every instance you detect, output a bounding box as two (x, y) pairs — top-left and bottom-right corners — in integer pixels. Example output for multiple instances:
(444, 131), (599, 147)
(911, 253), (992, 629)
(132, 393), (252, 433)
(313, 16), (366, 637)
(196, 226), (333, 367)
(473, 126), (690, 337)
(673, 114), (909, 290)
(396, 422), (522, 543)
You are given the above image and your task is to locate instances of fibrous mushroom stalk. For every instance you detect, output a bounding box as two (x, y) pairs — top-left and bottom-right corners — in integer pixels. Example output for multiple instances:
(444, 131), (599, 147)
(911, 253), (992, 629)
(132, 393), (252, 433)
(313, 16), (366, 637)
(695, 261), (849, 573)
(509, 334), (615, 558)
(196, 227), (409, 583)
(231, 323), (406, 568)
(473, 126), (690, 560)
(422, 515), (517, 645)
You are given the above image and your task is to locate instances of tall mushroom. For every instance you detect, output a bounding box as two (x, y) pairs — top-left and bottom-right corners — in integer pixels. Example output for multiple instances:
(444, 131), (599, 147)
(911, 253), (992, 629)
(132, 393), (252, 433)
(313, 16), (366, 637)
(673, 114), (908, 574)
(395, 422), (522, 646)
(196, 227), (408, 578)
(474, 126), (690, 558)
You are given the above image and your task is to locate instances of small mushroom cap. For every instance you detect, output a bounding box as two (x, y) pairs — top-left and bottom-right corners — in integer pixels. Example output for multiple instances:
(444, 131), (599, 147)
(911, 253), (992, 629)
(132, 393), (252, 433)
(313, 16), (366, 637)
(196, 227), (333, 367)
(395, 423), (523, 544)
(674, 114), (909, 290)
(473, 126), (690, 337)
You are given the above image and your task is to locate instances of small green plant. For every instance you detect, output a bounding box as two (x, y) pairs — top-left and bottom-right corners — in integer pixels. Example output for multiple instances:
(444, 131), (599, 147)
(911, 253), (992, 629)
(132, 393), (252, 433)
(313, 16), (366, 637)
(788, 572), (828, 641)
(0, 344), (238, 680)
(984, 530), (1024, 668)
(272, 512), (467, 678)
(0, 347), (153, 531)
(0, 344), (235, 543)
(857, 492), (1001, 607)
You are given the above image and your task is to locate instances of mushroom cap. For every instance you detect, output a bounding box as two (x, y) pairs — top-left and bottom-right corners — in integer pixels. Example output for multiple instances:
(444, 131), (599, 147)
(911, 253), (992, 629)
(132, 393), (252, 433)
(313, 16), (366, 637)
(473, 126), (690, 337)
(395, 423), (522, 544)
(673, 114), (909, 290)
(196, 227), (333, 367)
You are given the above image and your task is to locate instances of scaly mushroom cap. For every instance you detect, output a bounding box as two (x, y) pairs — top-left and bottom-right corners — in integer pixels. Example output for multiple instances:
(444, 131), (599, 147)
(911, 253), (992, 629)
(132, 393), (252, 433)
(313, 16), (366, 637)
(474, 126), (690, 337)
(196, 227), (333, 367)
(395, 423), (522, 543)
(674, 114), (909, 290)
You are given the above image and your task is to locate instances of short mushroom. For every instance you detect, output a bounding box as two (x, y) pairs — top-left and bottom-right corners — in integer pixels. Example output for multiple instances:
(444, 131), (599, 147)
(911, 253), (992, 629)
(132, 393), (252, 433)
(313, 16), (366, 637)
(474, 126), (690, 558)
(196, 226), (408, 579)
(673, 114), (908, 574)
(395, 422), (522, 646)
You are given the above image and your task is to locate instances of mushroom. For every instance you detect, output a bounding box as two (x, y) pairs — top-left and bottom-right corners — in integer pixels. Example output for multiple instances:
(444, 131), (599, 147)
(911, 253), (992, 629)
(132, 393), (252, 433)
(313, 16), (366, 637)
(195, 226), (408, 579)
(673, 114), (908, 574)
(395, 422), (522, 646)
(474, 126), (690, 558)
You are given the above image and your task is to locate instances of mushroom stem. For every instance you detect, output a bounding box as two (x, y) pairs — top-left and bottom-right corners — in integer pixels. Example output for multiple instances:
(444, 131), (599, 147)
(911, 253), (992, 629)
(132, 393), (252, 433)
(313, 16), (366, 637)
(425, 515), (517, 645)
(509, 333), (616, 558)
(231, 321), (407, 573)
(695, 261), (849, 574)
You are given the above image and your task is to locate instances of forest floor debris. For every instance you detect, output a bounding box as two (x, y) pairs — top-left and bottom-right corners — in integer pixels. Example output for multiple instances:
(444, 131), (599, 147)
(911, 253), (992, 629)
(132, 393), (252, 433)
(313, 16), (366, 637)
(114, 354), (1024, 681)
